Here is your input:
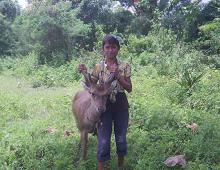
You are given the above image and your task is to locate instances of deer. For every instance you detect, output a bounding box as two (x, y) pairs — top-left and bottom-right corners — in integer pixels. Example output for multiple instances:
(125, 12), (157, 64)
(72, 70), (115, 160)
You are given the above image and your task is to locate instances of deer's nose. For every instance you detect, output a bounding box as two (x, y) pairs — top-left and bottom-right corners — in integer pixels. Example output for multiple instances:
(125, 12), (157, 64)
(97, 107), (105, 113)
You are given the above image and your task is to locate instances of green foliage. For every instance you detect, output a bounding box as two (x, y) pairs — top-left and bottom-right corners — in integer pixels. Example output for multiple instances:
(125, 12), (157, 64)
(165, 67), (220, 114)
(129, 29), (204, 80)
(184, 115), (220, 165)
(199, 20), (219, 34)
(118, 0), (158, 35)
(198, 18), (220, 56)
(127, 34), (156, 55)
(1, 54), (81, 87)
(0, 61), (3, 74)
(183, 69), (220, 113)
(1, 1), (220, 168)
(0, 56), (18, 70)
(112, 9), (134, 34)
(0, 92), (29, 123)
(13, 1), (90, 66)
(127, 67), (220, 169)
(191, 18), (220, 68)
(162, 0), (201, 40)
(174, 50), (205, 92)
(198, 0), (220, 25)
(0, 14), (16, 56)
(0, 0), (20, 56)
(0, 0), (20, 21)
(0, 79), (82, 169)
(31, 62), (80, 88)
(127, 28), (176, 57)
(1, 57), (220, 169)
(76, 0), (111, 24)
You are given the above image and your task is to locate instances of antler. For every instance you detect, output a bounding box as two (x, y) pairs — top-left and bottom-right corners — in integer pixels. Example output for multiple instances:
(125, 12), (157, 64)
(81, 71), (93, 86)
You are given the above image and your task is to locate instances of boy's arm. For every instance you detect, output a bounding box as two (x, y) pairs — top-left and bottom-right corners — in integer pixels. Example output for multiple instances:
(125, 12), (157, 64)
(116, 75), (132, 93)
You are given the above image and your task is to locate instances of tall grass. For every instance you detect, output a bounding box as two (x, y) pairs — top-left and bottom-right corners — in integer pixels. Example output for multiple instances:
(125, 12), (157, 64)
(1, 65), (220, 169)
(1, 43), (220, 169)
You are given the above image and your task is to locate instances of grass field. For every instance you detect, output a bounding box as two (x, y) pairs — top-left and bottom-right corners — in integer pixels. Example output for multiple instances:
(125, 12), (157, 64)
(1, 68), (220, 170)
(0, 73), (130, 169)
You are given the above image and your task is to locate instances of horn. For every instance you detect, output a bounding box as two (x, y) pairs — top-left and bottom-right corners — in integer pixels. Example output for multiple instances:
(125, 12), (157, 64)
(82, 71), (92, 85)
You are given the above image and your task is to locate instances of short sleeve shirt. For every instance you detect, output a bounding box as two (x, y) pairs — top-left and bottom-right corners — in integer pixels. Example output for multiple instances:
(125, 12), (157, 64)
(90, 59), (131, 111)
(90, 60), (131, 93)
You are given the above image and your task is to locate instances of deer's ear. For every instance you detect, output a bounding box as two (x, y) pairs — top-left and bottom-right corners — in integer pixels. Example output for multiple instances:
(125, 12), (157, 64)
(84, 85), (90, 91)
(81, 81), (90, 91)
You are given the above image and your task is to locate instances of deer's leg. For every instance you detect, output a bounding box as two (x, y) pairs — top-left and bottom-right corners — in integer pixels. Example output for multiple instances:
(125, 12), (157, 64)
(80, 131), (88, 160)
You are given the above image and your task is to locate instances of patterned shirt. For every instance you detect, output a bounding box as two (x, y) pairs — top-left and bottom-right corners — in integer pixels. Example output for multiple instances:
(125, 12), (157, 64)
(90, 60), (131, 103)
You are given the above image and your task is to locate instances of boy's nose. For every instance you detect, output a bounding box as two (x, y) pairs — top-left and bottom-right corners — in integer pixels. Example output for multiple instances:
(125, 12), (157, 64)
(109, 48), (115, 52)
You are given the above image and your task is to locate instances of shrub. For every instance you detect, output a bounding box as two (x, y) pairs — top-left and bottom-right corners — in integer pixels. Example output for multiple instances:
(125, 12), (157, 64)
(0, 62), (3, 74)
(31, 60), (81, 88)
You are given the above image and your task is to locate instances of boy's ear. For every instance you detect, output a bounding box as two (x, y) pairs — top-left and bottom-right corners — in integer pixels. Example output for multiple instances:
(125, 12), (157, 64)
(101, 50), (104, 56)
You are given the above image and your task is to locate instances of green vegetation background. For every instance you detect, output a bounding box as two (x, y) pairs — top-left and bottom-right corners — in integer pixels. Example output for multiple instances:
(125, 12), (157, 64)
(0, 0), (220, 169)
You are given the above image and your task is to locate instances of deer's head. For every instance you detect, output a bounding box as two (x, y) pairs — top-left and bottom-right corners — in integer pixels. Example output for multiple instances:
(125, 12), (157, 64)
(83, 72), (115, 113)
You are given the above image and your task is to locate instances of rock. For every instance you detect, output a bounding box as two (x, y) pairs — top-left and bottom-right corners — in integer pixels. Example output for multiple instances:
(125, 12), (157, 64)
(164, 155), (186, 167)
(186, 123), (198, 132)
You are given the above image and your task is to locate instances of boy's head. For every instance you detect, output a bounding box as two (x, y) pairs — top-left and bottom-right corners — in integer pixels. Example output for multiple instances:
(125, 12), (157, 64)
(102, 34), (120, 50)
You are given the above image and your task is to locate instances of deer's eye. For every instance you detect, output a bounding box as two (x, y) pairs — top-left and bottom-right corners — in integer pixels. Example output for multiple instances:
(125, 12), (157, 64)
(90, 92), (95, 97)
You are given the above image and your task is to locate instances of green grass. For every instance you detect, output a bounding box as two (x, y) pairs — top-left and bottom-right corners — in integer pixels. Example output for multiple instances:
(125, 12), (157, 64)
(0, 74), (125, 169)
(0, 74), (82, 169)
(1, 67), (220, 170)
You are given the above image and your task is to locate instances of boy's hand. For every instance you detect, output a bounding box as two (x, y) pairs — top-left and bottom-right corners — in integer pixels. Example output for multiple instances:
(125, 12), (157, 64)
(107, 64), (118, 72)
(107, 64), (119, 78)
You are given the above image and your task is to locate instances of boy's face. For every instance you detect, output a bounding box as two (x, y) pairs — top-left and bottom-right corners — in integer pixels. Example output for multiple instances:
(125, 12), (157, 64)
(103, 42), (119, 60)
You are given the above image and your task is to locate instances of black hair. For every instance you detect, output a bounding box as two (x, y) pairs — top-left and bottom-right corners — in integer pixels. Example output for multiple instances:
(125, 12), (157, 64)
(102, 34), (120, 49)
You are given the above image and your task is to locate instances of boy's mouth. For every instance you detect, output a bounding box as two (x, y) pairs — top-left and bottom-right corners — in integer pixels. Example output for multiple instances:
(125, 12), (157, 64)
(105, 53), (116, 57)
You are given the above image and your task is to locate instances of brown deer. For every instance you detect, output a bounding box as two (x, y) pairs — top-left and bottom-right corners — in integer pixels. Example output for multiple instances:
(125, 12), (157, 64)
(72, 71), (114, 160)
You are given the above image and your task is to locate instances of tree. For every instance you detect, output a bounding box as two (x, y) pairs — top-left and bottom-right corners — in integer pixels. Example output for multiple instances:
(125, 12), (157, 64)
(0, 0), (20, 21)
(0, 14), (15, 55)
(129, 0), (158, 35)
(13, 0), (90, 65)
(0, 0), (20, 56)
(195, 0), (220, 59)
(73, 0), (114, 49)
(198, 0), (220, 25)
(161, 0), (201, 40)
(198, 18), (220, 61)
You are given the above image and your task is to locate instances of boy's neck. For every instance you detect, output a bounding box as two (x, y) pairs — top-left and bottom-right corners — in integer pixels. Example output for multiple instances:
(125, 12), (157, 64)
(105, 58), (118, 64)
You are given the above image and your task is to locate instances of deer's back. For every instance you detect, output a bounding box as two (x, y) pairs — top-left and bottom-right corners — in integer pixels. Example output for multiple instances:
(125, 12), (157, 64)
(72, 91), (94, 131)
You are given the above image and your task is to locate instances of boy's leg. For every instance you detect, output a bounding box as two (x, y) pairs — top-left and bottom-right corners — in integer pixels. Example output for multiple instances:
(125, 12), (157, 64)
(98, 162), (104, 170)
(118, 156), (124, 168)
(113, 110), (129, 167)
(97, 111), (113, 162)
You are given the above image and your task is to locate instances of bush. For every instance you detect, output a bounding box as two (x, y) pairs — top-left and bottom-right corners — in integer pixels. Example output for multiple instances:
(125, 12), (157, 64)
(31, 61), (81, 88)
(127, 34), (156, 55)
(0, 62), (3, 74)
(166, 68), (220, 112)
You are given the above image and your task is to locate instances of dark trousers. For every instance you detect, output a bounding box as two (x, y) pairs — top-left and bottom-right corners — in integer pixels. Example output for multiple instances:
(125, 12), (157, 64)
(97, 110), (129, 162)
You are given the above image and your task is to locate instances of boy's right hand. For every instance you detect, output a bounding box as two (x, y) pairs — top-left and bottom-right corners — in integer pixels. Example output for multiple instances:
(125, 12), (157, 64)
(78, 64), (87, 73)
